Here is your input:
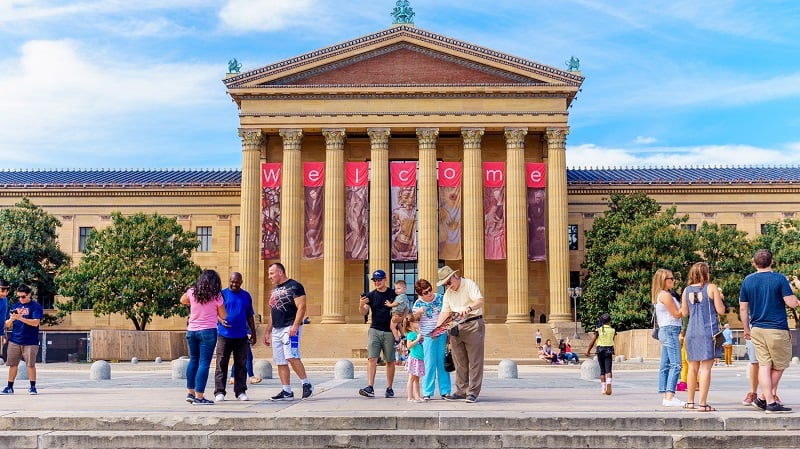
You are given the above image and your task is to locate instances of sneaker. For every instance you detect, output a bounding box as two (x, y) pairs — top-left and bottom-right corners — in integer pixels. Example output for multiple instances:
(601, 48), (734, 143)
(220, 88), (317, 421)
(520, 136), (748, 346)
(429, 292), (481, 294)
(742, 392), (756, 406)
(752, 396), (767, 411)
(28, 386), (37, 395)
(193, 397), (214, 405)
(676, 381), (687, 392)
(270, 390), (294, 401)
(215, 393), (225, 402)
(422, 395), (431, 401)
(358, 385), (375, 398)
(185, 393), (195, 403)
(1, 386), (13, 395)
(766, 402), (792, 414)
(302, 383), (313, 399)
(385, 387), (394, 398)
(465, 394), (477, 403)
(662, 397), (685, 407)
(443, 393), (466, 401)
(236, 393), (249, 401)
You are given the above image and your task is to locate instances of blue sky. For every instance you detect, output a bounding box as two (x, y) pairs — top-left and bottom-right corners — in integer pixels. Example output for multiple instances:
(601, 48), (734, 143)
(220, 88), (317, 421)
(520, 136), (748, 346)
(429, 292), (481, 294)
(1, 0), (798, 169)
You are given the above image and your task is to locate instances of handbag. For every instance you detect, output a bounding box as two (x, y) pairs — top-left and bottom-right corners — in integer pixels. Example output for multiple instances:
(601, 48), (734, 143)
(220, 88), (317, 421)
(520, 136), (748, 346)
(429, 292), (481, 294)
(443, 344), (455, 372)
(707, 289), (725, 348)
(651, 305), (660, 340)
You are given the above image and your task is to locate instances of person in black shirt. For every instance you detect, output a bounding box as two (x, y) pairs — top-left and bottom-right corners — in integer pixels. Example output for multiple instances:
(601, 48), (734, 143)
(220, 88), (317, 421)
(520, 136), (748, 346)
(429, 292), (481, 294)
(357, 269), (397, 398)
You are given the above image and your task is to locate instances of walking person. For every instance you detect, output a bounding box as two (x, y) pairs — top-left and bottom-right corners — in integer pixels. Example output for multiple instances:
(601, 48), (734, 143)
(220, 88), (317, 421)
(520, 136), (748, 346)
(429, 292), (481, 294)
(653, 269), (685, 407)
(180, 270), (227, 405)
(739, 249), (799, 413)
(358, 269), (397, 398)
(411, 278), (451, 400)
(2, 284), (42, 395)
(435, 266), (485, 404)
(584, 313), (615, 395)
(213, 272), (256, 402)
(265, 263), (313, 401)
(681, 262), (725, 412)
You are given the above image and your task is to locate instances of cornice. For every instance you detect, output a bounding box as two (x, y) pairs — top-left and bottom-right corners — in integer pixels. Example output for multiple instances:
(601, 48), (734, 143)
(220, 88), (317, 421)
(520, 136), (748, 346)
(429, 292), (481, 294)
(240, 111), (568, 119)
(0, 188), (240, 198)
(568, 184), (800, 195)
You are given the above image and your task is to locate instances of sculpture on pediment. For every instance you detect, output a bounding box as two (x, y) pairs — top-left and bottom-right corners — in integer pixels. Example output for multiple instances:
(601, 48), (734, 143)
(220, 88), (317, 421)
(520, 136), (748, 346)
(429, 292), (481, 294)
(566, 56), (580, 71)
(227, 58), (242, 74)
(391, 0), (415, 24)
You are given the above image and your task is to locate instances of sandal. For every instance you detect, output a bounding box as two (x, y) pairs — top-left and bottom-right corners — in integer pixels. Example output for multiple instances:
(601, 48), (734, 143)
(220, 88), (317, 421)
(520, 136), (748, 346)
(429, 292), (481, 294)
(697, 404), (716, 412)
(683, 402), (695, 409)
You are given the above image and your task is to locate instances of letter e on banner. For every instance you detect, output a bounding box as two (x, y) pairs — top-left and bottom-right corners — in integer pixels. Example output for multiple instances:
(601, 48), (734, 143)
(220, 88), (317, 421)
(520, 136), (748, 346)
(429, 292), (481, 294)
(262, 163), (282, 188)
(304, 162), (325, 187)
(526, 163), (546, 188)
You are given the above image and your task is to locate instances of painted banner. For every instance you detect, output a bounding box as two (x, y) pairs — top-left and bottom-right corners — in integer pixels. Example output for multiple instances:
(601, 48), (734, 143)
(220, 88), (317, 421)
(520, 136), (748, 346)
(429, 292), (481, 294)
(483, 162), (506, 260)
(261, 163), (282, 259)
(390, 161), (418, 261)
(526, 162), (547, 261)
(345, 162), (369, 260)
(437, 162), (462, 260)
(303, 162), (325, 260)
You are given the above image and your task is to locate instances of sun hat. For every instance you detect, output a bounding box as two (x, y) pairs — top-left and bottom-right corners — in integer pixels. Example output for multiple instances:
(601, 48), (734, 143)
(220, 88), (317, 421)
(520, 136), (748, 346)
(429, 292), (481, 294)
(436, 266), (458, 287)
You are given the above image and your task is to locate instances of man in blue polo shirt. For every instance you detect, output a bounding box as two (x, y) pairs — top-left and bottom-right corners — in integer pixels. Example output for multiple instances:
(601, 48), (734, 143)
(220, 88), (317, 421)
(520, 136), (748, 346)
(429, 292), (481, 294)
(212, 272), (256, 402)
(3, 284), (43, 395)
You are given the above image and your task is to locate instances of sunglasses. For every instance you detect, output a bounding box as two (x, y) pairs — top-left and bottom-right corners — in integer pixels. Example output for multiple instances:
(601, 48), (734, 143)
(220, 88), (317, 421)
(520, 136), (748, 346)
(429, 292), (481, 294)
(446, 275), (458, 287)
(665, 277), (674, 280)
(17, 294), (29, 299)
(420, 288), (432, 296)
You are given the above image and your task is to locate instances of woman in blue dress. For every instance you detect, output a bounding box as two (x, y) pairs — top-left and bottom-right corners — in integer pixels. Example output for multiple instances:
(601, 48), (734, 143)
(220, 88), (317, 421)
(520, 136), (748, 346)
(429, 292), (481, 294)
(680, 262), (725, 412)
(412, 279), (451, 401)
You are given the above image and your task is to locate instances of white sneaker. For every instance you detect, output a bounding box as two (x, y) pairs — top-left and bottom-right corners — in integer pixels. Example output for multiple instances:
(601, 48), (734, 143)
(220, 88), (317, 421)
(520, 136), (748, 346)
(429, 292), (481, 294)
(237, 393), (249, 401)
(662, 397), (686, 407)
(215, 394), (225, 402)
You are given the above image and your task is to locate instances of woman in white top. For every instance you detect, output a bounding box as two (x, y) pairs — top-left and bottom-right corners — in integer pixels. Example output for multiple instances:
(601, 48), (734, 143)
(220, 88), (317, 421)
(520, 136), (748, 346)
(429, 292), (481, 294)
(653, 268), (685, 407)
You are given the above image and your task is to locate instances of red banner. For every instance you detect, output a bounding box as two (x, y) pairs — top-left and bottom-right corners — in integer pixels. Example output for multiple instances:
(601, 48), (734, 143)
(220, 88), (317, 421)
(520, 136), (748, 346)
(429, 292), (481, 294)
(526, 163), (546, 188)
(483, 162), (505, 188)
(262, 163), (282, 188)
(345, 162), (369, 260)
(483, 162), (506, 260)
(390, 162), (417, 261)
(303, 163), (324, 260)
(346, 162), (369, 187)
(437, 162), (462, 187)
(304, 162), (324, 187)
(390, 161), (417, 187)
(438, 161), (462, 260)
(261, 163), (282, 259)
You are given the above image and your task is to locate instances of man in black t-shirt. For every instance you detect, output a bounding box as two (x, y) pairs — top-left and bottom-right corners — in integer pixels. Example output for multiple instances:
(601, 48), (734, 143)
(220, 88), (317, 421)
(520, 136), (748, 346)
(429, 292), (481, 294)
(357, 269), (397, 398)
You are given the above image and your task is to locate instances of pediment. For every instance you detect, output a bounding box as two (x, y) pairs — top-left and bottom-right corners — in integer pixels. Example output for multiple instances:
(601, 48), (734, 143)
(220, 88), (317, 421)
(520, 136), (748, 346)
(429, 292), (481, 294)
(224, 26), (583, 89)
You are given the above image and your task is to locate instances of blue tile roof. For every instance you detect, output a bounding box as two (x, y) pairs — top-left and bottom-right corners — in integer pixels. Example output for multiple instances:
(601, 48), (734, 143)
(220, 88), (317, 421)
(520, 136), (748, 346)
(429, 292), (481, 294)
(1, 166), (799, 188)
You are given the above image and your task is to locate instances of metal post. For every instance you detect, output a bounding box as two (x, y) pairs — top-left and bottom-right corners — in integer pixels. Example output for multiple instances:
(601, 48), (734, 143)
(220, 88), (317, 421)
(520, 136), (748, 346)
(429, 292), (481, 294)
(568, 287), (582, 339)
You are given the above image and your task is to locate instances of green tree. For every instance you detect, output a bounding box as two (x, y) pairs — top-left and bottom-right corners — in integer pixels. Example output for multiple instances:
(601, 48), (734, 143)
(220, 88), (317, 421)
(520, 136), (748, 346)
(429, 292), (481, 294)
(695, 222), (753, 314)
(56, 212), (200, 330)
(754, 219), (800, 327)
(0, 198), (69, 305)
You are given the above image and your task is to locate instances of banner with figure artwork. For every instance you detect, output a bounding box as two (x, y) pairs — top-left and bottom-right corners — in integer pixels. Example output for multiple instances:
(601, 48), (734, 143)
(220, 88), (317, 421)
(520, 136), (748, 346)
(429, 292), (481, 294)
(261, 163), (282, 259)
(303, 162), (324, 260)
(437, 162), (462, 260)
(526, 163), (547, 261)
(390, 161), (418, 261)
(483, 162), (506, 260)
(345, 162), (369, 260)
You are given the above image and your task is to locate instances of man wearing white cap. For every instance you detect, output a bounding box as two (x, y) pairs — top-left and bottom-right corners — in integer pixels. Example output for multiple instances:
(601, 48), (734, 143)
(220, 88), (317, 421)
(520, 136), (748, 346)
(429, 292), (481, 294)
(434, 266), (485, 403)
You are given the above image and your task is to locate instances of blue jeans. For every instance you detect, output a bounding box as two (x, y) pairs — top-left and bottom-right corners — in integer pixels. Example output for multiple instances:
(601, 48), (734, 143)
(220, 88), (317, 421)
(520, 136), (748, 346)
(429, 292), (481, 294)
(186, 328), (217, 394)
(658, 325), (682, 394)
(421, 332), (451, 397)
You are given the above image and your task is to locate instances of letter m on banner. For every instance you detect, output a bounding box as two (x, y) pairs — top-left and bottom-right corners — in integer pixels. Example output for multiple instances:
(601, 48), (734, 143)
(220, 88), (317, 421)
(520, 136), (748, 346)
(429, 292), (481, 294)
(261, 163), (282, 259)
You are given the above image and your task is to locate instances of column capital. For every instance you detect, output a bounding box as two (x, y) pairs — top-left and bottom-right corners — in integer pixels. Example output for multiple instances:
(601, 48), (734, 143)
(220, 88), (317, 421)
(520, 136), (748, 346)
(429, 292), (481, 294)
(545, 127), (570, 147)
(461, 128), (484, 149)
(367, 128), (391, 147)
(504, 128), (528, 147)
(416, 128), (439, 149)
(279, 128), (304, 148)
(238, 128), (264, 147)
(322, 128), (347, 148)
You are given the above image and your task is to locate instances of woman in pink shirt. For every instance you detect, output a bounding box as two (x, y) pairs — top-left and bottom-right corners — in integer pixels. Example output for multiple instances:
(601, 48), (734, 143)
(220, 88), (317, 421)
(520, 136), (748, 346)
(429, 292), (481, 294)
(180, 269), (227, 405)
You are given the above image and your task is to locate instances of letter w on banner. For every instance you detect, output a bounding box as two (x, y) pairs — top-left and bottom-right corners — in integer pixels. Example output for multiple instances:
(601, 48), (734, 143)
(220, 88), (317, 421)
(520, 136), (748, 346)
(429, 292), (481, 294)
(261, 163), (282, 259)
(303, 162), (324, 260)
(437, 162), (462, 260)
(345, 162), (369, 260)
(526, 163), (547, 261)
(390, 161), (418, 261)
(483, 162), (506, 260)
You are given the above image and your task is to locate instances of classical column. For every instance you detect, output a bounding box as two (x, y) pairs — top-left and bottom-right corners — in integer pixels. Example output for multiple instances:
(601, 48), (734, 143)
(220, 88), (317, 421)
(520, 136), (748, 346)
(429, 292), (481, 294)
(278, 129), (303, 280)
(321, 128), (346, 324)
(367, 128), (391, 277)
(546, 128), (571, 321)
(461, 128), (485, 291)
(417, 128), (439, 284)
(238, 128), (265, 316)
(504, 128), (529, 323)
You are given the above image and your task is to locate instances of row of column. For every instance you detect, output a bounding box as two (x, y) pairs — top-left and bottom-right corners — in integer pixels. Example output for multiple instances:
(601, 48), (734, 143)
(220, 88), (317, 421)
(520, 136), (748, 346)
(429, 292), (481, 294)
(238, 127), (571, 323)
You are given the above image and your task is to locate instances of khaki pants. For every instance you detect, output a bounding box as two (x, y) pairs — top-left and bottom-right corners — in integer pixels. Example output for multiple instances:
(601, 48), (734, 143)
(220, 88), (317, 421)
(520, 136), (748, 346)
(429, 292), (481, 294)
(723, 344), (733, 366)
(450, 317), (485, 397)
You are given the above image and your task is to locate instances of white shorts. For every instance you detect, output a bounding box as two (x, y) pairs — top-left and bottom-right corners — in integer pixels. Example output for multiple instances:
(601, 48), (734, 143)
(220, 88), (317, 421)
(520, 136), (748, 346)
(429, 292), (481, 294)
(271, 326), (301, 366)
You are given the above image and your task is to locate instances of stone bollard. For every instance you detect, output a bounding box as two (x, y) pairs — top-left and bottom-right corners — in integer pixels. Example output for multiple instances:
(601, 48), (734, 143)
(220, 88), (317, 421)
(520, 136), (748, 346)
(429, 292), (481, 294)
(633, 356), (644, 363)
(580, 358), (600, 380)
(334, 360), (354, 379)
(171, 358), (189, 380)
(15, 361), (29, 380)
(254, 359), (273, 379)
(155, 357), (163, 364)
(131, 357), (138, 364)
(498, 359), (518, 379)
(90, 360), (111, 380)
(615, 355), (626, 362)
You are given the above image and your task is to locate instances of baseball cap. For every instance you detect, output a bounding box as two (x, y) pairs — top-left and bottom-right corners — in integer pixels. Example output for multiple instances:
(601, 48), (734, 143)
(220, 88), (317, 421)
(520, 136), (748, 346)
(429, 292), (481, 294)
(371, 269), (386, 281)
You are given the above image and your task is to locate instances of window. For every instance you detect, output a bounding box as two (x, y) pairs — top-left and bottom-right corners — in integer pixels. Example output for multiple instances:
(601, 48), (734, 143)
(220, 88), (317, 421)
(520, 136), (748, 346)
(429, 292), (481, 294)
(760, 224), (769, 235)
(78, 227), (93, 252)
(391, 261), (419, 302)
(681, 224), (697, 232)
(722, 224), (737, 230)
(197, 226), (212, 252)
(568, 225), (578, 250)
(234, 226), (240, 252)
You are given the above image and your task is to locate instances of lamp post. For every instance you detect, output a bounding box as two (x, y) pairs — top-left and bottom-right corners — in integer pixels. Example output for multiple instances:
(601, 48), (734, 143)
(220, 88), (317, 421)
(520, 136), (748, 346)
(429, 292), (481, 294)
(568, 287), (583, 339)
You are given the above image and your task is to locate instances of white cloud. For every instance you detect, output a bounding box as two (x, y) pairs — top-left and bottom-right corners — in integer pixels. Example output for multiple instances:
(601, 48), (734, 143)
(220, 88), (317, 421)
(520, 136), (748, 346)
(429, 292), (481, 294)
(634, 136), (657, 144)
(218, 0), (317, 32)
